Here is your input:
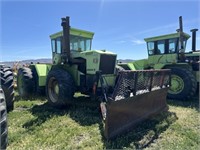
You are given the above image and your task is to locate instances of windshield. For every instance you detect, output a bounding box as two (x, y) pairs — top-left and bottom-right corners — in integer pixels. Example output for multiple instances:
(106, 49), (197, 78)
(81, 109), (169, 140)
(51, 35), (92, 53)
(147, 37), (187, 55)
(70, 35), (92, 51)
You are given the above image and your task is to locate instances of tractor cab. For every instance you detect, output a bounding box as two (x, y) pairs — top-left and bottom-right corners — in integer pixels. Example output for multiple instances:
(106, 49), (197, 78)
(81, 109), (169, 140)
(144, 32), (190, 65)
(50, 28), (94, 64)
(145, 32), (190, 56)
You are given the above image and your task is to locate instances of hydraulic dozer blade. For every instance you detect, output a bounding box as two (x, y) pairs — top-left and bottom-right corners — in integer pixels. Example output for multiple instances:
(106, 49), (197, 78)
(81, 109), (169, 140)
(104, 69), (171, 139)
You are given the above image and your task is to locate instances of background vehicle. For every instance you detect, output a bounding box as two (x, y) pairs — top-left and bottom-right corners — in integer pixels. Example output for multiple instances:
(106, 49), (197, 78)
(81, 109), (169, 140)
(0, 65), (14, 149)
(0, 85), (8, 149)
(119, 16), (199, 100)
(0, 65), (15, 111)
(17, 16), (170, 139)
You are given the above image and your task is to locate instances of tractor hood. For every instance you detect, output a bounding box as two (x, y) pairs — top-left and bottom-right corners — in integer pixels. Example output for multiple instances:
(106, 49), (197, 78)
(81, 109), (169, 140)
(185, 51), (200, 57)
(71, 49), (117, 59)
(80, 50), (117, 55)
(72, 50), (117, 75)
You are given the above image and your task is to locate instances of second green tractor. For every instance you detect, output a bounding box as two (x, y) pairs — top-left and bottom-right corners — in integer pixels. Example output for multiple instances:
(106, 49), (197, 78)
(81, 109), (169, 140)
(119, 16), (199, 100)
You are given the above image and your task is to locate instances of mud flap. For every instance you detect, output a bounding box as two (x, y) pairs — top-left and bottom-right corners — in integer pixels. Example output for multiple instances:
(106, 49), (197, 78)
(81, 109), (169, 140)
(103, 70), (170, 139)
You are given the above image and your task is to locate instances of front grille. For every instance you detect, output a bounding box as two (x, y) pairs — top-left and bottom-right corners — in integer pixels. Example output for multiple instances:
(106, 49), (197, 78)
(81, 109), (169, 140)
(99, 54), (116, 74)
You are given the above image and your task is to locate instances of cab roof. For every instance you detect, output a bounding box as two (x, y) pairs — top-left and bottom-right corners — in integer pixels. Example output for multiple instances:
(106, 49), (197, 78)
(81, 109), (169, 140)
(50, 27), (94, 39)
(144, 32), (190, 42)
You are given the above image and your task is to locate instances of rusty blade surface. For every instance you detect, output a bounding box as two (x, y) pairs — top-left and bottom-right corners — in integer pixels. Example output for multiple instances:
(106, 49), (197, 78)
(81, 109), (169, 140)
(104, 88), (169, 139)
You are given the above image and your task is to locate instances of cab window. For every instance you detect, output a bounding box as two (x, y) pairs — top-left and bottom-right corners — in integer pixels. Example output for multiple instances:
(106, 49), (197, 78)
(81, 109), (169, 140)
(147, 42), (155, 55)
(51, 37), (62, 53)
(169, 38), (177, 53)
(51, 39), (56, 53)
(86, 39), (91, 50)
(157, 40), (165, 54)
(56, 37), (61, 53)
(178, 38), (187, 51)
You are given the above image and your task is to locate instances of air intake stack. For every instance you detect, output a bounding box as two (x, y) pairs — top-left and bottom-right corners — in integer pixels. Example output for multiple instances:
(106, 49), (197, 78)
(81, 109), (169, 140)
(190, 29), (198, 52)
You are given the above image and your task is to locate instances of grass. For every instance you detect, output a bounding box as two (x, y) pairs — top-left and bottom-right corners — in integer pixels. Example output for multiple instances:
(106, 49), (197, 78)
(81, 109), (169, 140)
(7, 94), (200, 150)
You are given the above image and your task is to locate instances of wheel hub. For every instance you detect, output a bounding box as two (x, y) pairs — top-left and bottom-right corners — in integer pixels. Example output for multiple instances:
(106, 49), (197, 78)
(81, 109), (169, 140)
(169, 75), (184, 94)
(54, 84), (59, 95)
(48, 77), (59, 103)
(18, 75), (24, 95)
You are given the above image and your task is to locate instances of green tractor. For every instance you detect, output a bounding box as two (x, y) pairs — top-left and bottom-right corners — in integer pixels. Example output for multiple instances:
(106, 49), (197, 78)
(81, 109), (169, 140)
(17, 16), (170, 139)
(119, 16), (199, 100)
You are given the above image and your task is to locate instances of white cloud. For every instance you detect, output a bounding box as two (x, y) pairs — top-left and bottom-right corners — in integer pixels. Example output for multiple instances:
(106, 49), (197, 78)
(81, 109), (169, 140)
(116, 38), (146, 45)
(132, 40), (145, 45)
(118, 40), (126, 44)
(134, 18), (199, 36)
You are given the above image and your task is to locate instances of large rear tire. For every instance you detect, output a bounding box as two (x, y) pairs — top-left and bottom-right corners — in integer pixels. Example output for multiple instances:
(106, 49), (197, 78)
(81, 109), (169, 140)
(168, 67), (197, 100)
(17, 67), (35, 98)
(0, 88), (8, 150)
(0, 66), (14, 111)
(46, 69), (75, 107)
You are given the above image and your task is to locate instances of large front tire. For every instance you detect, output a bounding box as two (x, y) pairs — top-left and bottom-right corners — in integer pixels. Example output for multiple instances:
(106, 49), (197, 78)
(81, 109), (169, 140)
(0, 88), (8, 149)
(46, 69), (75, 107)
(168, 67), (197, 100)
(17, 67), (35, 98)
(0, 66), (14, 111)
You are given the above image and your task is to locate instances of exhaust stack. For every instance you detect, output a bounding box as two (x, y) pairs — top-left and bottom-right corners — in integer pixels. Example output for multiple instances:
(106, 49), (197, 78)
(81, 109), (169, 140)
(61, 16), (71, 63)
(179, 16), (184, 50)
(190, 29), (198, 52)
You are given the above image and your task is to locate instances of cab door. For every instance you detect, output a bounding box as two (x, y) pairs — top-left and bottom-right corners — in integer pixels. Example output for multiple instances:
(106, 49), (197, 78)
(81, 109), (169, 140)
(51, 37), (62, 64)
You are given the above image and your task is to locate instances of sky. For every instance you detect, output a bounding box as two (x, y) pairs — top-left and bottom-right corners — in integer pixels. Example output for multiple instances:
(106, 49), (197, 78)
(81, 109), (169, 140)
(0, 0), (200, 61)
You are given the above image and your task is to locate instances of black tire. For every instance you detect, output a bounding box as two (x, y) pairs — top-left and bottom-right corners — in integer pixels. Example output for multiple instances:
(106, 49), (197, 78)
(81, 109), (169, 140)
(17, 67), (35, 98)
(0, 66), (14, 111)
(0, 88), (8, 150)
(168, 67), (197, 100)
(46, 69), (75, 107)
(32, 67), (45, 96)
